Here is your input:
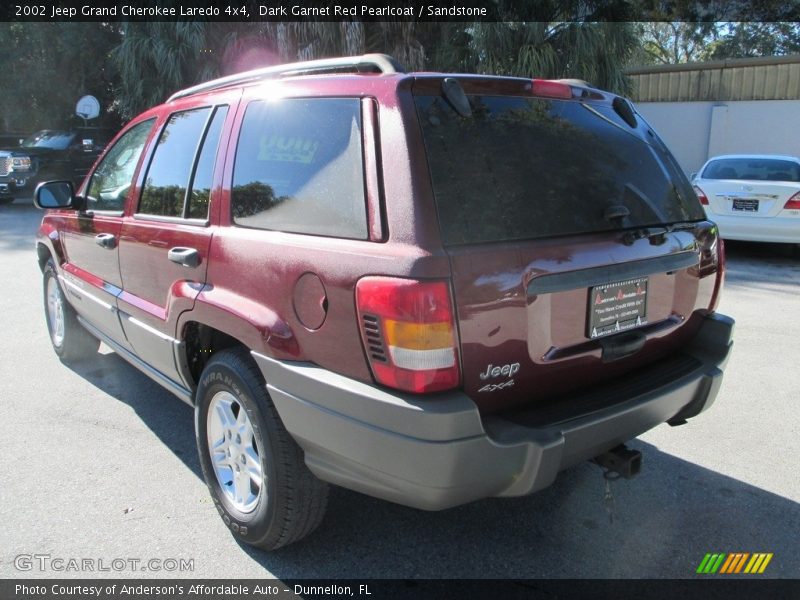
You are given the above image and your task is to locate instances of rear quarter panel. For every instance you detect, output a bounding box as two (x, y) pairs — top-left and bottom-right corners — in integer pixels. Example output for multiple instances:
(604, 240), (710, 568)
(186, 77), (451, 383)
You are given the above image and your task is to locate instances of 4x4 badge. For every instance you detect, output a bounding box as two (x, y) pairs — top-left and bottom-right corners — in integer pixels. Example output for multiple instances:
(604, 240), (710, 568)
(479, 379), (515, 393)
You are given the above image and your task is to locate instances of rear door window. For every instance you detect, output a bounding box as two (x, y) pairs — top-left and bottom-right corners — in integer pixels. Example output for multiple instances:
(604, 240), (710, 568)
(139, 107), (211, 218)
(137, 106), (228, 219)
(702, 158), (800, 182)
(231, 98), (367, 239)
(188, 106), (229, 219)
(415, 95), (705, 245)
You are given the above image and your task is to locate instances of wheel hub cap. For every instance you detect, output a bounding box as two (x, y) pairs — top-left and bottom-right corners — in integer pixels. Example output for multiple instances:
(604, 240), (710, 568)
(207, 391), (263, 513)
(46, 277), (65, 347)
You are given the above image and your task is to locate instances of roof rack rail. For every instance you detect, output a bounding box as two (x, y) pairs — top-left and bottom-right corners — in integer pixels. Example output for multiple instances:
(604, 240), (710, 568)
(167, 54), (405, 102)
(555, 78), (593, 88)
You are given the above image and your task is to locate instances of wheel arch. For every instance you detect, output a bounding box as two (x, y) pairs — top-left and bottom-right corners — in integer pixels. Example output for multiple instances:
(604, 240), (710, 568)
(36, 242), (52, 271)
(175, 289), (300, 396)
(36, 222), (65, 272)
(177, 320), (249, 392)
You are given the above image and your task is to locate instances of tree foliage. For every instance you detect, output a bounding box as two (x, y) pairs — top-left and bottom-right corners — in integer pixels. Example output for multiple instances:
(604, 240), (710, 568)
(632, 21), (800, 66)
(2, 19), (798, 132)
(110, 20), (639, 119)
(632, 22), (716, 64)
(112, 22), (222, 119)
(704, 23), (800, 60)
(452, 22), (638, 93)
(0, 22), (120, 132)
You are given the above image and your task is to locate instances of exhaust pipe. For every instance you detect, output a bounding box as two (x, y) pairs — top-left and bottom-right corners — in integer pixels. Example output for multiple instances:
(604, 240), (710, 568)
(592, 444), (642, 479)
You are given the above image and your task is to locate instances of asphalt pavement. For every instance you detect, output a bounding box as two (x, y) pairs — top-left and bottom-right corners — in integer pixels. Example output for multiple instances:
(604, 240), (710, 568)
(0, 198), (797, 579)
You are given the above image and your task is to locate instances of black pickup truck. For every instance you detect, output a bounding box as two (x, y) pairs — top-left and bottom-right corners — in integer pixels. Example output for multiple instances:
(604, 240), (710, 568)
(0, 128), (112, 204)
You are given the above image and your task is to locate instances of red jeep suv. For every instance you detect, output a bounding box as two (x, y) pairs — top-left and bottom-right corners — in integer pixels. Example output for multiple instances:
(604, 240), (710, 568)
(35, 54), (733, 550)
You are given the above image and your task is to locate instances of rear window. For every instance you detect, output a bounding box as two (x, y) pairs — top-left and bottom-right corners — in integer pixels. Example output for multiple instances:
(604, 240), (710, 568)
(415, 95), (704, 246)
(22, 131), (73, 150)
(702, 158), (800, 182)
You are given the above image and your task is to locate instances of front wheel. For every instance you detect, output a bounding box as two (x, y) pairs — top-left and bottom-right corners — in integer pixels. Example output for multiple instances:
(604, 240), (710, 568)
(43, 259), (100, 361)
(195, 348), (328, 550)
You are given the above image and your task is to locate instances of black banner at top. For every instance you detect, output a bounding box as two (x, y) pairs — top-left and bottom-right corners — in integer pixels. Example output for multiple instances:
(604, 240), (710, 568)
(2, 0), (799, 22)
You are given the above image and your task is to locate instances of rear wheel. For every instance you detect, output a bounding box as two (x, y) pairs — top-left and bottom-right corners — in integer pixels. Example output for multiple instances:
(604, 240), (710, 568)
(195, 348), (328, 550)
(43, 258), (100, 361)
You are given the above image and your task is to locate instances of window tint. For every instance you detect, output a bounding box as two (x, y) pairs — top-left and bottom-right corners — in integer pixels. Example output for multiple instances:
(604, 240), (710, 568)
(86, 119), (154, 211)
(415, 95), (705, 246)
(189, 106), (228, 219)
(139, 108), (211, 217)
(702, 158), (800, 182)
(232, 98), (367, 239)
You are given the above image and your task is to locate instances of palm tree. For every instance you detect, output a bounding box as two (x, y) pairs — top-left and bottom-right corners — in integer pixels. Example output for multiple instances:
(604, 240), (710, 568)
(436, 21), (638, 94)
(112, 22), (219, 118)
(110, 21), (431, 119)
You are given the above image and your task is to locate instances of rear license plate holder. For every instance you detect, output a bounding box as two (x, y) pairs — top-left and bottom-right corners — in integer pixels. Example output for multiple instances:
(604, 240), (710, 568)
(588, 277), (648, 339)
(732, 197), (759, 212)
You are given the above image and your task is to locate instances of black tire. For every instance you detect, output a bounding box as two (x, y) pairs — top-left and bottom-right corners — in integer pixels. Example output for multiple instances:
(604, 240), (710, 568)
(42, 259), (100, 362)
(195, 348), (328, 550)
(0, 197), (13, 205)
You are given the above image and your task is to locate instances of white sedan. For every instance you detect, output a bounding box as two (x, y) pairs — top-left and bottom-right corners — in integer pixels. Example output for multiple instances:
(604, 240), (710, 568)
(692, 154), (800, 244)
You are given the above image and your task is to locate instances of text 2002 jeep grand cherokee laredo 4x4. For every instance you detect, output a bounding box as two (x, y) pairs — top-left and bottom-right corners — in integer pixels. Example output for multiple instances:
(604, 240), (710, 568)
(35, 55), (733, 550)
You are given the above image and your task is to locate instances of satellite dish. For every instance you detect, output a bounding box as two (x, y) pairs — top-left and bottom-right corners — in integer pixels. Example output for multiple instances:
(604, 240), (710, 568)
(75, 95), (100, 120)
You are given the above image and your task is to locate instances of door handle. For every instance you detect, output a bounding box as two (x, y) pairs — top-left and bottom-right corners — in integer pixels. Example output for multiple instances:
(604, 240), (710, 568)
(94, 233), (117, 249)
(168, 247), (201, 268)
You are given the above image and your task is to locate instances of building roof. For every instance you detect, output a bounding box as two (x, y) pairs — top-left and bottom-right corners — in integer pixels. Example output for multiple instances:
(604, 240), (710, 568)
(626, 54), (800, 102)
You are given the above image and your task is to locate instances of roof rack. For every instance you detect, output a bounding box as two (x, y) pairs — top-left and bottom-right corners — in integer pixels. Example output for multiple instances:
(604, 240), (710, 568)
(167, 54), (406, 102)
(555, 78), (593, 88)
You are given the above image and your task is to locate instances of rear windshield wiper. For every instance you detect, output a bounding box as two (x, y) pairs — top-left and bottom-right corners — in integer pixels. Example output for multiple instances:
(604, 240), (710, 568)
(622, 222), (699, 246)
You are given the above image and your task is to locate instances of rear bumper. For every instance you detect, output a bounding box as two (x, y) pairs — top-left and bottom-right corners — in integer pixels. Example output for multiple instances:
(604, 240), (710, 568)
(253, 312), (734, 511)
(709, 213), (800, 243)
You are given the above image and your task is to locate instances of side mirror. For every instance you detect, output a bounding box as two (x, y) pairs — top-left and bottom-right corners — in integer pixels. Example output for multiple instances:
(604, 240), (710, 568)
(690, 172), (697, 181)
(34, 180), (83, 210)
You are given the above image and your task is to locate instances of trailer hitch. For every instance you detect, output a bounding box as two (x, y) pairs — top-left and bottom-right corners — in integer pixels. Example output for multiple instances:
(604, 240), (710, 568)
(592, 444), (643, 524)
(592, 444), (642, 480)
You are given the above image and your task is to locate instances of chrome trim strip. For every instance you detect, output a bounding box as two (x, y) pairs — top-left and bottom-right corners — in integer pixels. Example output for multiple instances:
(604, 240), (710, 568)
(120, 313), (179, 344)
(132, 213), (210, 227)
(527, 251), (700, 296)
(59, 275), (115, 311)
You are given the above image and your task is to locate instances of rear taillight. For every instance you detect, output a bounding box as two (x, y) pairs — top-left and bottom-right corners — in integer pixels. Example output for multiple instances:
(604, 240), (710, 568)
(693, 185), (709, 205)
(696, 225), (725, 311)
(710, 238), (726, 312)
(531, 79), (572, 99)
(784, 192), (800, 210)
(356, 277), (460, 394)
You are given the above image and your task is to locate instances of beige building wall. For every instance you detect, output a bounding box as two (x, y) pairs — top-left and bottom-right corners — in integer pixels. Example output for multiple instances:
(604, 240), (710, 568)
(635, 100), (800, 176)
(627, 56), (800, 176)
